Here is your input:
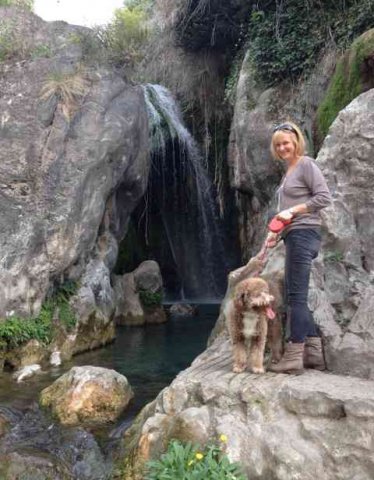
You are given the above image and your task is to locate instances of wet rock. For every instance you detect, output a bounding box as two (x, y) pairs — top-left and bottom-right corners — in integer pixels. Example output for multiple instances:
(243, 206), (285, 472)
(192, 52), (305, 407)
(5, 339), (47, 370)
(144, 306), (167, 324)
(49, 351), (62, 366)
(13, 364), (41, 382)
(0, 405), (109, 479)
(169, 303), (197, 316)
(40, 366), (133, 426)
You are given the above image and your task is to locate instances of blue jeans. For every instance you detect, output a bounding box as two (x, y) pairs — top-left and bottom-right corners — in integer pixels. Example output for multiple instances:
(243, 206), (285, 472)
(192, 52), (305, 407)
(284, 228), (321, 343)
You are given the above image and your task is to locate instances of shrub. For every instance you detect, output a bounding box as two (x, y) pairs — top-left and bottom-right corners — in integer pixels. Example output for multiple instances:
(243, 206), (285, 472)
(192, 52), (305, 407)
(145, 438), (246, 480)
(0, 313), (52, 348)
(100, 4), (150, 68)
(138, 289), (162, 308)
(0, 20), (29, 60)
(0, 281), (78, 348)
(247, 0), (374, 86)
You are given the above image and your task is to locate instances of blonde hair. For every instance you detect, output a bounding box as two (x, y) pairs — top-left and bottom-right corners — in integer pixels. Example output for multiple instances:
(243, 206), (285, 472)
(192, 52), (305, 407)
(270, 121), (306, 160)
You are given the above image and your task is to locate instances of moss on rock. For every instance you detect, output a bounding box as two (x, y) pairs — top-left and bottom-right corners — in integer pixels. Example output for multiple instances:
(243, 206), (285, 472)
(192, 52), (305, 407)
(316, 29), (374, 140)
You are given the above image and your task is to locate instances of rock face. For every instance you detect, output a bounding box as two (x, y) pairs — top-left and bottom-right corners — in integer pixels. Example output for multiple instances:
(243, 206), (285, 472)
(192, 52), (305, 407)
(40, 366), (133, 426)
(113, 260), (166, 326)
(229, 49), (336, 257)
(124, 335), (374, 480)
(311, 89), (374, 378)
(0, 8), (150, 328)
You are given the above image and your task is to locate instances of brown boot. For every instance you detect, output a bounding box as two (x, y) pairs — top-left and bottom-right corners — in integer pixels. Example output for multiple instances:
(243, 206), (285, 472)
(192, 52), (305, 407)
(269, 342), (304, 375)
(304, 337), (326, 370)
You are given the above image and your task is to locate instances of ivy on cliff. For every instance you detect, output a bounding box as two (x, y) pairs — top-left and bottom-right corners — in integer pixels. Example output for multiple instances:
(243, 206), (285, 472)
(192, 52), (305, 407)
(247, 0), (374, 85)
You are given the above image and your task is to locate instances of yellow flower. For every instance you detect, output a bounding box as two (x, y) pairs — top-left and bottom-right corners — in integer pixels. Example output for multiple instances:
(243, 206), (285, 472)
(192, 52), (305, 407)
(195, 452), (204, 460)
(219, 434), (228, 443)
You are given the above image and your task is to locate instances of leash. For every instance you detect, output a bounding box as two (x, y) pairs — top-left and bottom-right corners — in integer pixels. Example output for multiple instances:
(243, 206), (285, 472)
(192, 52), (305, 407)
(252, 240), (269, 277)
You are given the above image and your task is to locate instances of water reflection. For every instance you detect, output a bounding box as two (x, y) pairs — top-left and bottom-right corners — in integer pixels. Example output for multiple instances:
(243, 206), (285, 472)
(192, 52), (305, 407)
(0, 304), (219, 421)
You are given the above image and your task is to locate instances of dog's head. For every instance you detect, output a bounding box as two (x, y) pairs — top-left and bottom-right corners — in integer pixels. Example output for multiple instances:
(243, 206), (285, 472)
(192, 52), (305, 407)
(234, 277), (274, 310)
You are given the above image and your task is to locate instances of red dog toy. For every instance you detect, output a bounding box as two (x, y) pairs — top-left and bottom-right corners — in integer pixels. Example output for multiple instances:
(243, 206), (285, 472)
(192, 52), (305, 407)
(268, 217), (292, 233)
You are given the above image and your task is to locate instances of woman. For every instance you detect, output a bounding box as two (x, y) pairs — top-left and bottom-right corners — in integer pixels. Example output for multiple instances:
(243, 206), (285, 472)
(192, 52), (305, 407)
(267, 122), (331, 374)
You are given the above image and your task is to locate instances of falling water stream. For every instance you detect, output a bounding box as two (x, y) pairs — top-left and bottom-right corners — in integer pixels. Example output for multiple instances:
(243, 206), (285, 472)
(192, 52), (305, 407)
(140, 84), (234, 301)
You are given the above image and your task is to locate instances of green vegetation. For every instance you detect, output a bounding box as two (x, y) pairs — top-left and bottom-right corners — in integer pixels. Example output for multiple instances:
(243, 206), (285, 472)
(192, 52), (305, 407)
(0, 0), (33, 9)
(145, 438), (246, 480)
(0, 20), (27, 60)
(316, 29), (374, 138)
(324, 250), (344, 264)
(97, 2), (150, 68)
(0, 281), (78, 348)
(31, 43), (52, 59)
(138, 289), (162, 308)
(247, 0), (374, 85)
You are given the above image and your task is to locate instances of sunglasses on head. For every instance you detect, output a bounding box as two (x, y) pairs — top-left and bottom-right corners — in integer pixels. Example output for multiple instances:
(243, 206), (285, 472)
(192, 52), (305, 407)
(272, 123), (298, 135)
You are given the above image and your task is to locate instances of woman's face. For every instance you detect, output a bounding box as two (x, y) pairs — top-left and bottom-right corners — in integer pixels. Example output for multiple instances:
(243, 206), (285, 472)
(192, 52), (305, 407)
(273, 132), (297, 162)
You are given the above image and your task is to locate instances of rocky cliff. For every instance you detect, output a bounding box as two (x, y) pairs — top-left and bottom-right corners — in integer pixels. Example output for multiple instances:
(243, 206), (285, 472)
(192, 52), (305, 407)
(0, 8), (150, 353)
(122, 87), (374, 479)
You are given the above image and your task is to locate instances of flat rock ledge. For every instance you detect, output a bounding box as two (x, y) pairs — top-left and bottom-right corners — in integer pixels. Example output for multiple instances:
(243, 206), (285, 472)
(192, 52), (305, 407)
(40, 366), (133, 426)
(123, 335), (374, 480)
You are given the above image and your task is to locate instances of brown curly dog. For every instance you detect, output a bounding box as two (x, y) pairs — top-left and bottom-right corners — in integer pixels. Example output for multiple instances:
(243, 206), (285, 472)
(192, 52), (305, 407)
(227, 277), (276, 374)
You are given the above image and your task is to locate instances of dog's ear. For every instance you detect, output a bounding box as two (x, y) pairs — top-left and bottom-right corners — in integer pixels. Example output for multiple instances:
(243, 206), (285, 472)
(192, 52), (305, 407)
(234, 291), (247, 310)
(251, 292), (274, 307)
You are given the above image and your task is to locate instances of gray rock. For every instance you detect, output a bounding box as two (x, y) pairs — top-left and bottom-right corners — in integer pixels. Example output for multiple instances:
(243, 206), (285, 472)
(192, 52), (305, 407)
(113, 260), (166, 326)
(133, 260), (163, 294)
(124, 335), (374, 480)
(0, 10), (150, 339)
(169, 303), (197, 316)
(113, 273), (145, 326)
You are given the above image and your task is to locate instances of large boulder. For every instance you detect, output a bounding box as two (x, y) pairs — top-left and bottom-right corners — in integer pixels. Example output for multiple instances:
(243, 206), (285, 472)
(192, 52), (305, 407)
(40, 366), (133, 426)
(113, 260), (166, 326)
(0, 8), (150, 324)
(123, 335), (374, 480)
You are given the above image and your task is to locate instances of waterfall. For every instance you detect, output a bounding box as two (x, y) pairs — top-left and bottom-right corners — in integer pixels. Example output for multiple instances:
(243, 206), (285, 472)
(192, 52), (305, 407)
(140, 84), (231, 301)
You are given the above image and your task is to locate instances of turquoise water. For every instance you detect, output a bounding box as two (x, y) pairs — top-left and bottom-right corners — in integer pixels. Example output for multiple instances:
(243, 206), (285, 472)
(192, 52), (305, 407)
(0, 304), (219, 421)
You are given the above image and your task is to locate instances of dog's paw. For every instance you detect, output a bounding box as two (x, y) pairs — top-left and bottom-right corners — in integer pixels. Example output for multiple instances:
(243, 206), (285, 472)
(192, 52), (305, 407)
(233, 364), (246, 373)
(251, 366), (265, 374)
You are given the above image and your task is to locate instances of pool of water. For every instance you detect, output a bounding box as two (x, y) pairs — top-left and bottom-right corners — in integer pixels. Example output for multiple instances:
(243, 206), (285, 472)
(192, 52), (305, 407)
(0, 304), (219, 422)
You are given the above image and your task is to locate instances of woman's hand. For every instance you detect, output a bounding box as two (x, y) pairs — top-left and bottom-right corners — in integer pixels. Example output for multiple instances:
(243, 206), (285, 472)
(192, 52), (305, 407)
(266, 232), (279, 248)
(276, 209), (294, 222)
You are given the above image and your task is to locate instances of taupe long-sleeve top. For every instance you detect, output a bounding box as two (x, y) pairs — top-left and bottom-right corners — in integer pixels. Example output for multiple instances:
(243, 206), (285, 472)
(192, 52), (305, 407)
(277, 156), (332, 235)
